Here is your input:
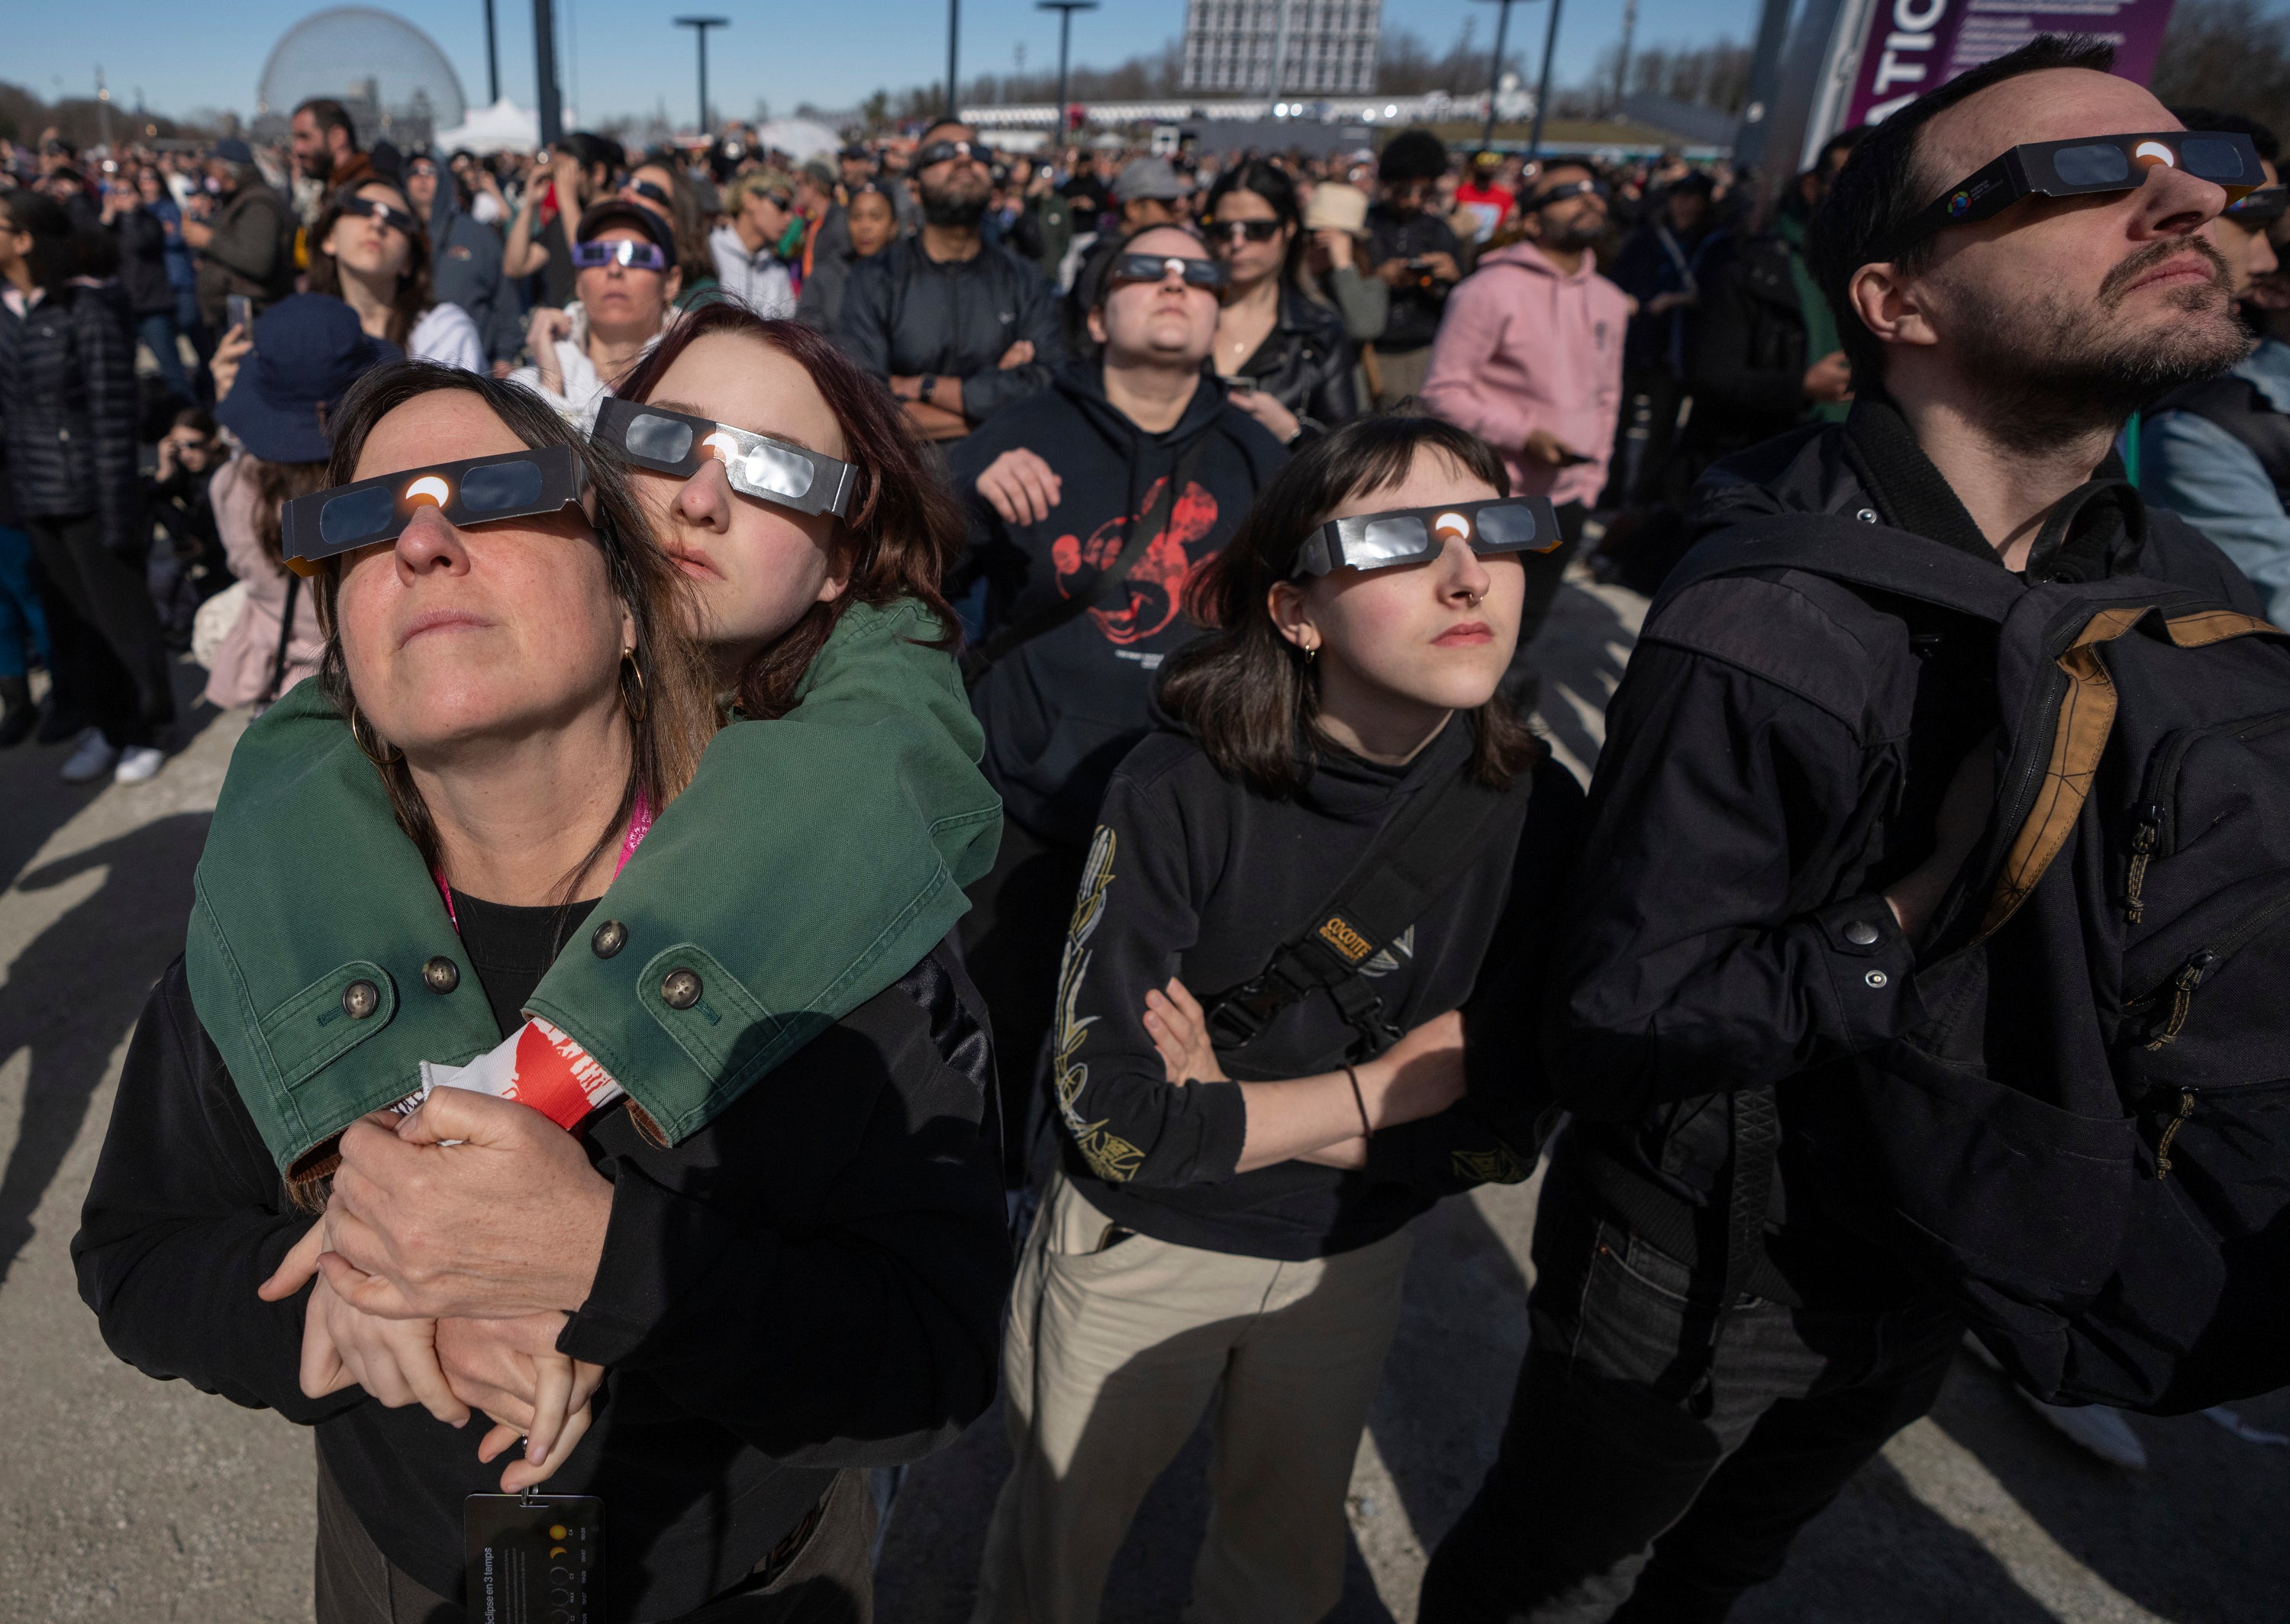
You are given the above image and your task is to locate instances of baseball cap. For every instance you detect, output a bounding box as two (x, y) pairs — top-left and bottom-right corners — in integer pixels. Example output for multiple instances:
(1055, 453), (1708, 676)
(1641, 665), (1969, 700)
(574, 199), (678, 260)
(1114, 156), (1188, 204)
(211, 137), (255, 166)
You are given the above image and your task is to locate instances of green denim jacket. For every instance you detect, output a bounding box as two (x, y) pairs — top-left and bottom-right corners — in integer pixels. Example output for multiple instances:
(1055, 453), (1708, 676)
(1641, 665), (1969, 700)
(185, 599), (1003, 1178)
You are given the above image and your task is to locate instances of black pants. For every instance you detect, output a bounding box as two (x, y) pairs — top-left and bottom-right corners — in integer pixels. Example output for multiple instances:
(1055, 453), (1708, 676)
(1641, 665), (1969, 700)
(314, 1453), (876, 1624)
(24, 513), (174, 748)
(1419, 1188), (1961, 1624)
(957, 815), (1089, 1183)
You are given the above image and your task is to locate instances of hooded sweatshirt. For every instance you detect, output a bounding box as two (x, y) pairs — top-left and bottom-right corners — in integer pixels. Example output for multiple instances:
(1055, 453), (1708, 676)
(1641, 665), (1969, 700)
(1420, 239), (1630, 509)
(947, 363), (1290, 846)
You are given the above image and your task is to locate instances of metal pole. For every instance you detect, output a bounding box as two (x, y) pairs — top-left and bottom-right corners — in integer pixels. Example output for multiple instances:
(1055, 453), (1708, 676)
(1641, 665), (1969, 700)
(534, 0), (561, 145)
(1476, 0), (1514, 150)
(1037, 2), (1097, 140)
(1269, 0), (1292, 108)
(947, 0), (961, 119)
(1611, 0), (1636, 118)
(1528, 0), (1564, 160)
(95, 66), (112, 149)
(483, 0), (500, 104)
(675, 18), (730, 136)
(1732, 0), (1795, 172)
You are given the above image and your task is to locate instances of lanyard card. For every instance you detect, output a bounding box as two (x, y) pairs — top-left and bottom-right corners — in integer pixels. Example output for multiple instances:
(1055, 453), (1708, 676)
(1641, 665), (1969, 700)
(465, 1493), (602, 1624)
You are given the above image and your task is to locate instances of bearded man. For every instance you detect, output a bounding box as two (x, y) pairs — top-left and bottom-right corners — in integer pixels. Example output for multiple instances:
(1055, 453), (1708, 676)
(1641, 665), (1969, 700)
(836, 118), (1064, 441)
(1420, 37), (2265, 1624)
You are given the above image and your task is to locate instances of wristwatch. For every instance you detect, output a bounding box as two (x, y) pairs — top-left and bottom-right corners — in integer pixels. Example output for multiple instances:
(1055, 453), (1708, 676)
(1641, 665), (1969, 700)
(917, 373), (938, 404)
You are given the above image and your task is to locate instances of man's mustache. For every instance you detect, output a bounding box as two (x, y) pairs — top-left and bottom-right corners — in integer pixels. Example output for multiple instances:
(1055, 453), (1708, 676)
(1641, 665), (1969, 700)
(2099, 235), (2231, 309)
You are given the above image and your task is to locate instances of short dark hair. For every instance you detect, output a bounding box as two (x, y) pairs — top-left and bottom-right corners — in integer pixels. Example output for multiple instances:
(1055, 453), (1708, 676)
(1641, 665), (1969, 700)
(563, 130), (626, 181)
(1808, 33), (2116, 382)
(1379, 129), (1449, 185)
(295, 97), (360, 151)
(0, 189), (93, 291)
(2167, 106), (2280, 164)
(1159, 415), (1542, 799)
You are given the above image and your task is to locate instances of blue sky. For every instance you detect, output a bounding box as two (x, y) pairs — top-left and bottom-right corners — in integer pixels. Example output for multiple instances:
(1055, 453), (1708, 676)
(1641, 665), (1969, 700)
(11, 0), (1756, 127)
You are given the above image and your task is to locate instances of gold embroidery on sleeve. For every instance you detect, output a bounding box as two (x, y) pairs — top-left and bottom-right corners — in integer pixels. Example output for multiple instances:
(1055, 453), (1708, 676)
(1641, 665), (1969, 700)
(1050, 825), (1147, 1182)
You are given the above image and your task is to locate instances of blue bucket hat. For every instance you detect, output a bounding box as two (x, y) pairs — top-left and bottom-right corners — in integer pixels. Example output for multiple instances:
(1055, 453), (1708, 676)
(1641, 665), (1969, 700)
(216, 295), (399, 465)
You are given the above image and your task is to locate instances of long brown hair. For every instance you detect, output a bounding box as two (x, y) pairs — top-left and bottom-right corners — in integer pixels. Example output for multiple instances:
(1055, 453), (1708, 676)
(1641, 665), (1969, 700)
(612, 302), (965, 717)
(306, 180), (434, 349)
(250, 457), (332, 564)
(1160, 415), (1543, 798)
(311, 362), (718, 895)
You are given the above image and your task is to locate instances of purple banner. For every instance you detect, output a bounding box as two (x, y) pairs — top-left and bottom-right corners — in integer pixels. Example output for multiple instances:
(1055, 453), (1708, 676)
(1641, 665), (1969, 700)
(1841, 0), (2179, 130)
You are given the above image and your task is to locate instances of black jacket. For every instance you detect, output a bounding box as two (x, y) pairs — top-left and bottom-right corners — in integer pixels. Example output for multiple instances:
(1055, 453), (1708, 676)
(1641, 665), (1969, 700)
(426, 199), (521, 363)
(1057, 721), (1582, 1259)
(74, 894), (1008, 1622)
(111, 206), (177, 317)
(836, 236), (1064, 426)
(948, 365), (1289, 846)
(1687, 234), (1814, 456)
(1540, 396), (2266, 1307)
(1364, 205), (1461, 352)
(194, 179), (293, 330)
(0, 281), (143, 553)
(1231, 286), (1358, 433)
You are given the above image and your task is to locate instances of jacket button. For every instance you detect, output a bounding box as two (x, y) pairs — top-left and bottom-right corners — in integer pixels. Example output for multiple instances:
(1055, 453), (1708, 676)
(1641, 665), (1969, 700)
(1843, 920), (1881, 946)
(661, 968), (702, 1009)
(342, 979), (380, 1020)
(592, 920), (627, 959)
(421, 956), (460, 994)
(1865, 970), (1889, 989)
(1855, 508), (1878, 524)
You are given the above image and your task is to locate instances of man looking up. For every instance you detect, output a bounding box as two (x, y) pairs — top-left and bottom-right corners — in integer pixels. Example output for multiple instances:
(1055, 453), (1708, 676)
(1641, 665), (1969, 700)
(2140, 111), (2290, 623)
(1421, 37), (2264, 1624)
(946, 223), (1289, 1181)
(290, 98), (371, 211)
(839, 119), (1063, 441)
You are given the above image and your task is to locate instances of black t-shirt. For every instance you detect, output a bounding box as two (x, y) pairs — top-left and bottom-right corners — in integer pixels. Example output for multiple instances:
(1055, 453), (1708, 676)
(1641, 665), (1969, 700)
(451, 890), (596, 1034)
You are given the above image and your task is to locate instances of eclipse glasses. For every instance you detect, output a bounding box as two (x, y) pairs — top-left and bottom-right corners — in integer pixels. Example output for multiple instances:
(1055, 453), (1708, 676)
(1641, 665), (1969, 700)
(592, 398), (859, 519)
(570, 237), (669, 272)
(1888, 129), (2263, 257)
(916, 139), (992, 169)
(1292, 497), (1564, 580)
(280, 446), (587, 575)
(337, 194), (422, 238)
(2226, 182), (2290, 226)
(1105, 253), (1230, 292)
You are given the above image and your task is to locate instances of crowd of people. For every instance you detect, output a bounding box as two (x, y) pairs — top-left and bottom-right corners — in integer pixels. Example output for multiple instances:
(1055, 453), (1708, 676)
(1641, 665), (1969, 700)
(6, 29), (2290, 1624)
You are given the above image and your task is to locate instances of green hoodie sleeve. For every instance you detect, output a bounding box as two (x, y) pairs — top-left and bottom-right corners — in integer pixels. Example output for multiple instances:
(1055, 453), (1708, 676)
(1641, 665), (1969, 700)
(185, 598), (1003, 1176)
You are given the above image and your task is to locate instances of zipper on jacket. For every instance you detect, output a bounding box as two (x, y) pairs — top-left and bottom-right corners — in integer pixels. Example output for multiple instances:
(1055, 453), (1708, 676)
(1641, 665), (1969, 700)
(2124, 804), (2164, 924)
(2142, 950), (2219, 1048)
(2131, 871), (2290, 1047)
(2153, 1088), (2197, 1180)
(2121, 707), (2290, 924)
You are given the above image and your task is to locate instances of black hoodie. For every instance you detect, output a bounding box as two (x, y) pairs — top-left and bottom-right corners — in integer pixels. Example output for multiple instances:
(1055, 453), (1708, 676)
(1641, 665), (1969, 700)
(948, 363), (1290, 846)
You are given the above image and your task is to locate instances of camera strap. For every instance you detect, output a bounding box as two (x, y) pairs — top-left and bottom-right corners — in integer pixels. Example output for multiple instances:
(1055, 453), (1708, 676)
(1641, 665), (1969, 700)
(961, 439), (1208, 688)
(1201, 762), (1524, 1058)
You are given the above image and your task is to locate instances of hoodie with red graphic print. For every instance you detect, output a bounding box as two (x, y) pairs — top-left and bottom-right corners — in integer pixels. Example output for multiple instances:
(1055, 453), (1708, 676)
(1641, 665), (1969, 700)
(949, 362), (1290, 846)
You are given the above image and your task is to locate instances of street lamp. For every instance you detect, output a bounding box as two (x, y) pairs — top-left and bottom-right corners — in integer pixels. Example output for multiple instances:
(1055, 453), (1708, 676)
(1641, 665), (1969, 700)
(675, 16), (730, 137)
(1037, 0), (1096, 140)
(1472, 0), (1516, 152)
(946, 0), (962, 121)
(482, 0), (501, 105)
(534, 0), (563, 145)
(1472, 0), (1565, 159)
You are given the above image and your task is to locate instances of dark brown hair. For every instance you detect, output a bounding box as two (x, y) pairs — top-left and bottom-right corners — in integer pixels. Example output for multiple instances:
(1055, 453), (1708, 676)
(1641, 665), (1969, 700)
(611, 302), (965, 717)
(249, 456), (332, 565)
(311, 361), (717, 894)
(627, 156), (718, 288)
(305, 179), (434, 349)
(1160, 414), (1543, 798)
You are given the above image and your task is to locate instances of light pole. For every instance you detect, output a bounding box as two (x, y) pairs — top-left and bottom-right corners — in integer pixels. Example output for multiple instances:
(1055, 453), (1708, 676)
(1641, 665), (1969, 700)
(1037, 0), (1096, 140)
(675, 16), (730, 137)
(482, 0), (501, 104)
(1527, 0), (1564, 160)
(1472, 0), (1517, 151)
(534, 0), (562, 144)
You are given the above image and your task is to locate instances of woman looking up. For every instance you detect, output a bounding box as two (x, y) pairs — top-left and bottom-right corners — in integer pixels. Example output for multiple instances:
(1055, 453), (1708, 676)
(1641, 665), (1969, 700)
(1201, 160), (1359, 443)
(619, 153), (724, 308)
(513, 201), (683, 428)
(795, 179), (899, 336)
(307, 179), (485, 372)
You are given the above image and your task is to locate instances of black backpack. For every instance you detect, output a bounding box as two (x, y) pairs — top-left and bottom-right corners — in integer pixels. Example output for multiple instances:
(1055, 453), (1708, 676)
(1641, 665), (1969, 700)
(1665, 506), (2290, 1415)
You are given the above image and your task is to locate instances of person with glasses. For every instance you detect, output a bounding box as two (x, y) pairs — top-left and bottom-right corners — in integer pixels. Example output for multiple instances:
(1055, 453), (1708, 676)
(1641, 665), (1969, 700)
(947, 223), (1289, 1199)
(1422, 158), (1629, 662)
(1421, 40), (2268, 1623)
(621, 152), (727, 310)
(971, 414), (1582, 1624)
(1200, 160), (1359, 444)
(307, 179), (486, 372)
(402, 151), (521, 377)
(2141, 111), (2290, 627)
(1366, 129), (1463, 408)
(710, 169), (800, 317)
(837, 118), (1063, 442)
(510, 201), (682, 428)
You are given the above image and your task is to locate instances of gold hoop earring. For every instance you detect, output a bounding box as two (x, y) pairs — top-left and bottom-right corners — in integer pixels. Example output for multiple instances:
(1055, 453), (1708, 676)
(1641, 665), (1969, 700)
(621, 649), (648, 723)
(347, 703), (402, 767)
(1301, 640), (1318, 664)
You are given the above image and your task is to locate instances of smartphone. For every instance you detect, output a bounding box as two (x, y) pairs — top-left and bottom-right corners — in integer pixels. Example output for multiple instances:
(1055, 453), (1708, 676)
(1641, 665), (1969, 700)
(225, 294), (253, 334)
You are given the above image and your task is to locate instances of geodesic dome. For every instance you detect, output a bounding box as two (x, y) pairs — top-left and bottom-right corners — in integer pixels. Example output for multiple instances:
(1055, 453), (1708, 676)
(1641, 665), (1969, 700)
(256, 8), (467, 150)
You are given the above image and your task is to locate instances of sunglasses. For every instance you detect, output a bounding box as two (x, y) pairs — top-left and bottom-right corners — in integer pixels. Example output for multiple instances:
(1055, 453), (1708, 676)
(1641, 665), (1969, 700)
(338, 194), (421, 237)
(916, 139), (992, 169)
(593, 398), (858, 519)
(1292, 497), (1563, 579)
(570, 237), (669, 272)
(1524, 179), (1610, 210)
(1106, 253), (1229, 292)
(622, 178), (673, 208)
(1888, 130), (2263, 257)
(280, 446), (586, 575)
(2225, 182), (2289, 226)
(1204, 218), (1284, 244)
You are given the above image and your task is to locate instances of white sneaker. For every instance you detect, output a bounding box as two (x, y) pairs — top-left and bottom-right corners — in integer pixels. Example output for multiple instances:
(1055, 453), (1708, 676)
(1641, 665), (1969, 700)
(113, 745), (165, 784)
(60, 729), (119, 784)
(2018, 1391), (2149, 1470)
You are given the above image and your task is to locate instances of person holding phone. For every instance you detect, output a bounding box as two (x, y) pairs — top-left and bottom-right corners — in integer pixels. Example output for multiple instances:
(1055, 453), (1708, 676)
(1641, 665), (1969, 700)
(1421, 160), (1630, 654)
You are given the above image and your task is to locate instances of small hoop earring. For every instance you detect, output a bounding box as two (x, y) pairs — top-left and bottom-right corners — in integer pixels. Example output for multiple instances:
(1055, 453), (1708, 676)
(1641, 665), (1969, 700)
(1302, 640), (1318, 664)
(621, 649), (648, 722)
(347, 703), (402, 767)
(1465, 591), (1484, 608)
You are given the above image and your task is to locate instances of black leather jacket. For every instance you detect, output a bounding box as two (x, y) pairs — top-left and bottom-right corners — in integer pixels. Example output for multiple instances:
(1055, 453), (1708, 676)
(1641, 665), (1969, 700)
(0, 281), (143, 553)
(835, 236), (1065, 427)
(1231, 287), (1358, 435)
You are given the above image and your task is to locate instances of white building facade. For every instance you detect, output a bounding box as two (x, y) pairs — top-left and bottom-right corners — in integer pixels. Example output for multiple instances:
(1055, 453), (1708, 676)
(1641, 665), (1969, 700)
(1181, 0), (1382, 97)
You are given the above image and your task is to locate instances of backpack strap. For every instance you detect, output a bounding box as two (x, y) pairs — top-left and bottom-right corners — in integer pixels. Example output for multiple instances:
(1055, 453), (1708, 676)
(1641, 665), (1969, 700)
(1201, 764), (1524, 1058)
(961, 438), (1209, 687)
(1657, 512), (2023, 625)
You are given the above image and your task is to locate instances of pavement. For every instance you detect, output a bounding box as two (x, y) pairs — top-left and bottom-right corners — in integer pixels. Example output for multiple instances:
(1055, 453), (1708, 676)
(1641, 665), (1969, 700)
(3, 582), (2287, 1624)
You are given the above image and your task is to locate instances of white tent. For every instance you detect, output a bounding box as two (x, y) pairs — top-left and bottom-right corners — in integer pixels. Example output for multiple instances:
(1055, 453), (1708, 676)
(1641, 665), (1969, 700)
(432, 97), (563, 155)
(753, 118), (843, 163)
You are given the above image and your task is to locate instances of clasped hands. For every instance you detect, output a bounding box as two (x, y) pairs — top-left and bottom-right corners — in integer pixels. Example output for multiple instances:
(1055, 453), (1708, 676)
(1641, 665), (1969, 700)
(257, 1088), (617, 1491)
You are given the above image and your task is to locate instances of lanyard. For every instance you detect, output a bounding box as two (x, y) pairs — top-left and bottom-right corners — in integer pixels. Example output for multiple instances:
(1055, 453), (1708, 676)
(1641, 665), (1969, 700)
(434, 788), (653, 931)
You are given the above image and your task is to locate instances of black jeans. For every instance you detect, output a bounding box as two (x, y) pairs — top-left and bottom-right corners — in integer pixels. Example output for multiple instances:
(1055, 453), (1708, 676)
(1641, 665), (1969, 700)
(1420, 1189), (1961, 1624)
(24, 513), (175, 748)
(957, 815), (1088, 1184)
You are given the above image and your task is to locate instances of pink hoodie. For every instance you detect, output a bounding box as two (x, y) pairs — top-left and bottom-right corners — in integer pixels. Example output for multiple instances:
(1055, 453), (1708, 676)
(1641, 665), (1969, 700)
(1419, 240), (1630, 509)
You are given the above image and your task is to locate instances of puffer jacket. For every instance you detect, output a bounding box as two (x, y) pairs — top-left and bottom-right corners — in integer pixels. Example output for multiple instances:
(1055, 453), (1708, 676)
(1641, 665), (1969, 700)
(0, 280), (143, 553)
(836, 236), (1065, 427)
(1537, 392), (2264, 1309)
(1230, 286), (1358, 433)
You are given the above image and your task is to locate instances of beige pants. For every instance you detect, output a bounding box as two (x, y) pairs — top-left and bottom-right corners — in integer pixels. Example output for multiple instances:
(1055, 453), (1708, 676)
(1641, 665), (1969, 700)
(972, 1174), (1414, 1624)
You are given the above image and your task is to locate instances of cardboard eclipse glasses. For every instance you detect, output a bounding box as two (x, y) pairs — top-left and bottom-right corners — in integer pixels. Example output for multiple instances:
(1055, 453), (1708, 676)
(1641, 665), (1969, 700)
(592, 397), (859, 519)
(1292, 496), (1565, 579)
(281, 446), (588, 574)
(1889, 129), (2263, 257)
